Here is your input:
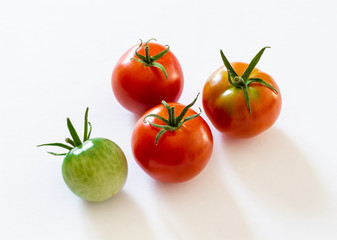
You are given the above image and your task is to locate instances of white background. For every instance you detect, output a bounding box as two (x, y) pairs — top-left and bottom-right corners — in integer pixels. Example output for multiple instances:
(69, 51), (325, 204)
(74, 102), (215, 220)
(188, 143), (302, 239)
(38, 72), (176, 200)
(1, 0), (337, 239)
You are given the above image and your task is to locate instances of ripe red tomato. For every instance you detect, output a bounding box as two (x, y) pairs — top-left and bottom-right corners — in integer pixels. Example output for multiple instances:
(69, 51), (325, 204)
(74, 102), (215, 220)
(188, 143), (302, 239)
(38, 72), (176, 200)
(131, 95), (213, 183)
(202, 47), (282, 138)
(112, 39), (184, 115)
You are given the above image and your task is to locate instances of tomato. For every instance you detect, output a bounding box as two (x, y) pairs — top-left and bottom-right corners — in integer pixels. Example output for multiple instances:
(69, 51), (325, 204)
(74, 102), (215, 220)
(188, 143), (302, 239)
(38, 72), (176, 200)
(111, 39), (184, 115)
(131, 94), (213, 183)
(61, 138), (127, 202)
(38, 108), (128, 202)
(202, 47), (282, 138)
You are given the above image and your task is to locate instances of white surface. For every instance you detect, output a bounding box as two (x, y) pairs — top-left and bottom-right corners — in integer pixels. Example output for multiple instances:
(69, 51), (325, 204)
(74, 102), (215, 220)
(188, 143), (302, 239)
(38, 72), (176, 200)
(1, 0), (337, 239)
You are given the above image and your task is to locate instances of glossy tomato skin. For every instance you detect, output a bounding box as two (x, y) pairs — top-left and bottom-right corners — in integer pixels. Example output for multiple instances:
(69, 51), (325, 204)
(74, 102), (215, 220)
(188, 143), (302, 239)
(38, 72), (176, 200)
(203, 62), (282, 138)
(131, 103), (213, 183)
(62, 138), (128, 202)
(112, 42), (184, 115)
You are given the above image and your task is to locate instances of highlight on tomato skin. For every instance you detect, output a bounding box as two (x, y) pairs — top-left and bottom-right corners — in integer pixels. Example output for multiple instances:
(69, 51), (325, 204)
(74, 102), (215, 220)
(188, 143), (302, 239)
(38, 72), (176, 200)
(202, 47), (282, 138)
(111, 39), (184, 115)
(131, 94), (214, 183)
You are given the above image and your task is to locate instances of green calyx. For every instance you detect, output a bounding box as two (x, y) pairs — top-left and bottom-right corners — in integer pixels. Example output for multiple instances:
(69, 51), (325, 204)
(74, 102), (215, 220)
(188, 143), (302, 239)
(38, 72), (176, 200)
(37, 107), (92, 156)
(131, 38), (170, 79)
(144, 93), (202, 145)
(220, 46), (278, 114)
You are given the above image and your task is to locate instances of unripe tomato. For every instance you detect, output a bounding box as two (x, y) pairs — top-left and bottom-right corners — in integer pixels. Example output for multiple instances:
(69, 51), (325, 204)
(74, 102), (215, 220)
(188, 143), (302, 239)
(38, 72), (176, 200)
(62, 138), (127, 202)
(38, 108), (128, 202)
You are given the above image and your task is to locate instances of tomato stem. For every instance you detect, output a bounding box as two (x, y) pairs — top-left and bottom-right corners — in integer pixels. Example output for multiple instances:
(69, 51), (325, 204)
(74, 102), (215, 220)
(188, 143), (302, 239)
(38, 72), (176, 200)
(143, 93), (201, 145)
(144, 45), (151, 63)
(233, 76), (246, 87)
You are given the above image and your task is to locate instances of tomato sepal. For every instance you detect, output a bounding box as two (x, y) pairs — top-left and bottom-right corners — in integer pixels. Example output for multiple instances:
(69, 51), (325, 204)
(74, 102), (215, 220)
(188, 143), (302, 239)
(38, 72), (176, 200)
(241, 46), (270, 80)
(246, 77), (278, 94)
(143, 93), (201, 145)
(38, 108), (128, 202)
(220, 46), (278, 114)
(37, 107), (93, 155)
(130, 39), (170, 79)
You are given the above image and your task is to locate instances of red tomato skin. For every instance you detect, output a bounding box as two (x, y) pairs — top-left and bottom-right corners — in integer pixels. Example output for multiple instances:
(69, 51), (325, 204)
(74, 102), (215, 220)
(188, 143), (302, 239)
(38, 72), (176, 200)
(112, 42), (184, 115)
(202, 62), (282, 138)
(131, 103), (213, 183)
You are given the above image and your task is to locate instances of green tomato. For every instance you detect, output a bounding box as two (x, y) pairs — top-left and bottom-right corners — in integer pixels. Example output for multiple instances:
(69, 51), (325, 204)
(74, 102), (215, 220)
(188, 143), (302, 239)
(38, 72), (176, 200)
(62, 138), (127, 202)
(38, 108), (128, 202)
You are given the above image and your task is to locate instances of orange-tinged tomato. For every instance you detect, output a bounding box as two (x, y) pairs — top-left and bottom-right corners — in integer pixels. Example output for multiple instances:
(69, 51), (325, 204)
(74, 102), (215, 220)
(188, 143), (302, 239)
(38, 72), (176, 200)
(202, 48), (282, 138)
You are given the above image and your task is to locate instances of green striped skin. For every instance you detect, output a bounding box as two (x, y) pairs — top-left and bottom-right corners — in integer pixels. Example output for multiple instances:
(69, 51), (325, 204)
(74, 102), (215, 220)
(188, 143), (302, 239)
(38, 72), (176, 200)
(62, 138), (127, 202)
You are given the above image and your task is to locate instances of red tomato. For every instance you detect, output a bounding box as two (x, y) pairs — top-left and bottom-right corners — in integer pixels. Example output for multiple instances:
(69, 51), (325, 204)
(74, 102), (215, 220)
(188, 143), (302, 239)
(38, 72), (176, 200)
(202, 47), (282, 138)
(112, 39), (184, 115)
(131, 95), (213, 183)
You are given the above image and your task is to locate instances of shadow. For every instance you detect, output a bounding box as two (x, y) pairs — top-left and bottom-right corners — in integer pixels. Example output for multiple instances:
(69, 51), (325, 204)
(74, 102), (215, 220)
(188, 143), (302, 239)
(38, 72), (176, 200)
(152, 151), (256, 240)
(222, 128), (329, 212)
(82, 191), (155, 240)
(131, 112), (142, 124)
